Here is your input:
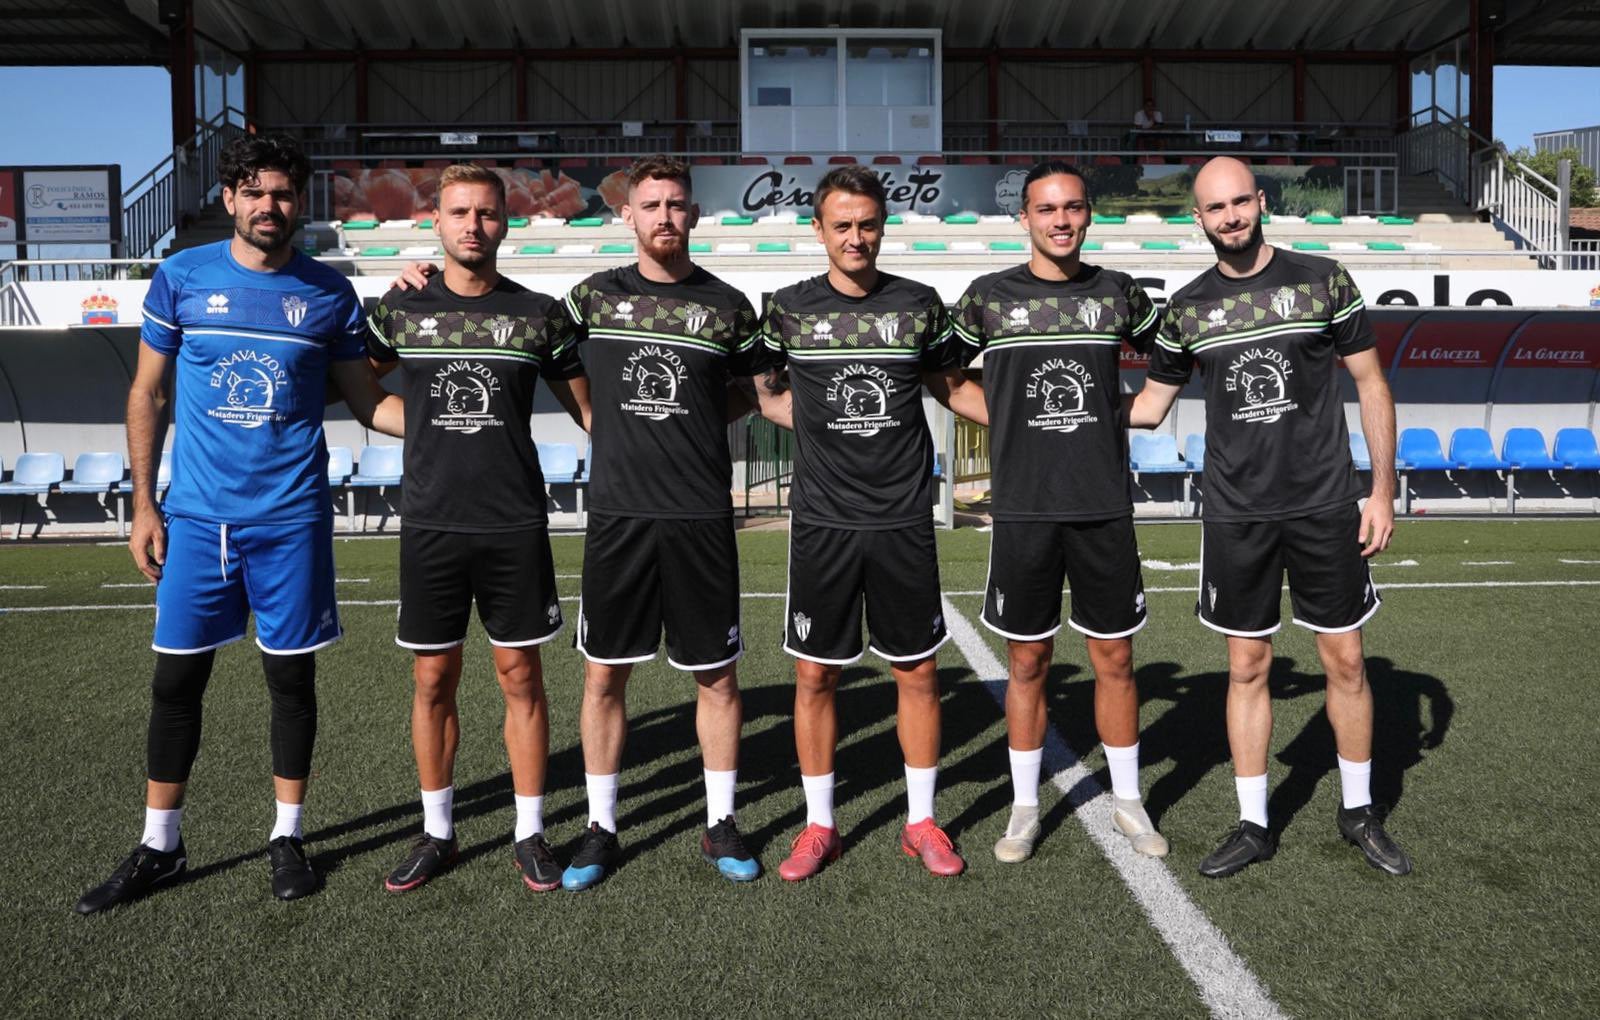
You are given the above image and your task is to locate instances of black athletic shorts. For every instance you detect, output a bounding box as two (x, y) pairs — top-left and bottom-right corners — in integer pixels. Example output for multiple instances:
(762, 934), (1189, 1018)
(397, 526), (563, 649)
(1197, 502), (1380, 637)
(575, 513), (743, 671)
(981, 516), (1148, 641)
(783, 520), (948, 665)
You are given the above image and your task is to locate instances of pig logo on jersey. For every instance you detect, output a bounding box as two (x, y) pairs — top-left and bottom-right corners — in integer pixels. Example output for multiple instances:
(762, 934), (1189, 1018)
(1024, 358), (1097, 432)
(621, 345), (690, 420)
(1076, 300), (1103, 331)
(1270, 287), (1298, 320)
(825, 364), (899, 437)
(1224, 347), (1298, 424)
(281, 295), (308, 328)
(429, 361), (502, 434)
(682, 304), (709, 334)
(207, 350), (287, 429)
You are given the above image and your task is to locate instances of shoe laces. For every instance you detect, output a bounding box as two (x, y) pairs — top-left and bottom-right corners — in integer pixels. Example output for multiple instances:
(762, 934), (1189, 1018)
(912, 823), (954, 853)
(710, 819), (749, 855)
(790, 825), (831, 858)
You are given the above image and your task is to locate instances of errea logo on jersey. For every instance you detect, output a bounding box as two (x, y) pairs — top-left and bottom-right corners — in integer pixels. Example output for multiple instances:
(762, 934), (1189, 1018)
(1008, 307), (1029, 328)
(418, 317), (439, 338)
(205, 293), (230, 314)
(615, 300), (635, 323)
(812, 319), (834, 341)
(1207, 307), (1227, 328)
(281, 295), (308, 327)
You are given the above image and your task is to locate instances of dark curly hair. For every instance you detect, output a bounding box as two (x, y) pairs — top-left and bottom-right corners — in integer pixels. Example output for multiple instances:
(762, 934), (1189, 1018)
(218, 134), (312, 194)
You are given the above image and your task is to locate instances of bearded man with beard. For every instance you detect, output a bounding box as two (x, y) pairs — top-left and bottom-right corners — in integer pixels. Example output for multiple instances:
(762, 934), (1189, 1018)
(1128, 156), (1411, 880)
(77, 134), (403, 913)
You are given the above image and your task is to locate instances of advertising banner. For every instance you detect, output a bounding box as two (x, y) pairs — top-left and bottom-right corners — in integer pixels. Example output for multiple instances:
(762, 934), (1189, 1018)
(20, 168), (117, 243)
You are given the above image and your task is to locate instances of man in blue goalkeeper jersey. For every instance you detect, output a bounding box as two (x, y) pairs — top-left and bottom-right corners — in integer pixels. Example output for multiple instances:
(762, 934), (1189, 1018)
(75, 135), (403, 914)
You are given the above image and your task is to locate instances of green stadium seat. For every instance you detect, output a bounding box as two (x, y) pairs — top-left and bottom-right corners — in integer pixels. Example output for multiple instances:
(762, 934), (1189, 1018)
(756, 242), (791, 252)
(1082, 240), (1104, 251)
(361, 246), (401, 256)
(1165, 215), (1194, 224)
(1366, 241), (1405, 251)
(796, 216), (812, 225)
(943, 214), (979, 225)
(1307, 214), (1342, 225)
(1292, 241), (1330, 251)
(885, 215), (904, 225)
(415, 219), (433, 229)
(989, 241), (1025, 252)
(688, 242), (712, 253)
(1092, 214), (1126, 225)
(598, 243), (634, 254)
(720, 216), (755, 226)
(342, 220), (378, 230)
(1141, 241), (1180, 250)
(517, 244), (557, 254)
(568, 217), (605, 227)
(913, 241), (948, 251)
(1379, 216), (1416, 225)
(507, 217), (530, 228)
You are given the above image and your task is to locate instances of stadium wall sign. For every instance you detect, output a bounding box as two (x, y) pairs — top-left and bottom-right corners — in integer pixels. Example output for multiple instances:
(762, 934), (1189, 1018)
(11, 270), (1600, 330)
(0, 165), (120, 245)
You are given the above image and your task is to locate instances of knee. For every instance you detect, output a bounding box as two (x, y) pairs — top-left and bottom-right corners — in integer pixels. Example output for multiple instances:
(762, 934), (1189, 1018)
(497, 663), (544, 704)
(262, 652), (316, 703)
(794, 662), (840, 699)
(1227, 649), (1273, 687)
(413, 657), (458, 704)
(894, 660), (940, 700)
(695, 670), (739, 706)
(151, 652), (212, 707)
(583, 666), (628, 703)
(1325, 655), (1368, 694)
(1008, 643), (1052, 685)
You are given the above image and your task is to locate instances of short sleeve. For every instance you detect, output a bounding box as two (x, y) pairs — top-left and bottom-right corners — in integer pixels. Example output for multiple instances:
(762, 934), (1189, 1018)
(1327, 262), (1376, 356)
(724, 292), (763, 378)
(1146, 303), (1195, 385)
(140, 261), (182, 354)
(563, 282), (591, 348)
(329, 287), (367, 361)
(747, 295), (788, 376)
(541, 299), (586, 381)
(918, 297), (958, 372)
(951, 284), (987, 367)
(1123, 278), (1160, 355)
(365, 288), (400, 363)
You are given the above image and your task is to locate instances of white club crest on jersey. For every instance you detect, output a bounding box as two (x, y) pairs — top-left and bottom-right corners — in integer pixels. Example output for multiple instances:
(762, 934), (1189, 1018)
(615, 300), (635, 323)
(874, 315), (900, 344)
(812, 319), (834, 341)
(418, 316), (439, 338)
(488, 317), (515, 345)
(683, 304), (709, 333)
(1207, 582), (1218, 611)
(1207, 307), (1227, 328)
(281, 295), (308, 328)
(1076, 300), (1103, 331)
(792, 612), (812, 641)
(205, 293), (230, 314)
(1270, 287), (1297, 320)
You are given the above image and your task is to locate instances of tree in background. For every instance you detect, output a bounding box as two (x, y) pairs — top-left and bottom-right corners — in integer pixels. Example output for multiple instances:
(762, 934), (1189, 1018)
(1508, 145), (1598, 207)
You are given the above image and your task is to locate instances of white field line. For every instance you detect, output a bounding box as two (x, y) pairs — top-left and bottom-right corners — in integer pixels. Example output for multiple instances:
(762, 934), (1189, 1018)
(1374, 559), (1420, 567)
(1559, 559), (1600, 565)
(1462, 561), (1514, 566)
(0, 584), (46, 590)
(6, 578), (1600, 615)
(940, 595), (1287, 1020)
(100, 582), (151, 589)
(335, 577), (370, 584)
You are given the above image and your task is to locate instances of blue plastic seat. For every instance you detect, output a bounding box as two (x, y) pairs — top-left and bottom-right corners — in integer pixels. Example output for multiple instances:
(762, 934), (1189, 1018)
(326, 445), (354, 485)
(1500, 428), (1562, 470)
(59, 452), (126, 493)
(1396, 428), (1454, 470)
(1348, 432), (1372, 471)
(1450, 428), (1509, 470)
(537, 442), (579, 484)
(1183, 434), (1205, 470)
(0, 452), (66, 539)
(350, 444), (404, 486)
(1129, 433), (1187, 473)
(1554, 428), (1600, 469)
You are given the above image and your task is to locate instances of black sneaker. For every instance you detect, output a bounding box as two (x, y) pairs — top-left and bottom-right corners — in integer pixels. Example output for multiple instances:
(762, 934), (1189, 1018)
(514, 833), (563, 892)
(268, 836), (320, 901)
(74, 841), (188, 915)
(701, 816), (761, 882)
(1197, 821), (1275, 879)
(1337, 804), (1413, 876)
(561, 822), (621, 891)
(384, 833), (458, 893)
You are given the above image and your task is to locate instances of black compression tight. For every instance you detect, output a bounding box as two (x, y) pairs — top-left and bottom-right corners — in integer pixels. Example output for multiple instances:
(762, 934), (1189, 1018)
(145, 650), (318, 783)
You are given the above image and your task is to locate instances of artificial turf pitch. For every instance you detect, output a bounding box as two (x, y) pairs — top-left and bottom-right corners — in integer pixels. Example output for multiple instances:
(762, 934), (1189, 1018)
(2, 519), (1598, 1017)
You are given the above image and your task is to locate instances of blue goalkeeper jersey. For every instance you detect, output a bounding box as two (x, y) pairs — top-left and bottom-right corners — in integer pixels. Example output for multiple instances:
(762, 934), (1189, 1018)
(140, 241), (367, 524)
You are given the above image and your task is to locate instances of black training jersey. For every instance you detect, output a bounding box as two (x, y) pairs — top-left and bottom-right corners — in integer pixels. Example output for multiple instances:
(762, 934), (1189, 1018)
(565, 265), (759, 519)
(1147, 248), (1375, 522)
(953, 264), (1159, 521)
(751, 272), (957, 530)
(367, 274), (583, 533)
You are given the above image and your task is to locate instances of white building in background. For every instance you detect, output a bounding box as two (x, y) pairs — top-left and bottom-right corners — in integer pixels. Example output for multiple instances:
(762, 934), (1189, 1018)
(1534, 125), (1600, 177)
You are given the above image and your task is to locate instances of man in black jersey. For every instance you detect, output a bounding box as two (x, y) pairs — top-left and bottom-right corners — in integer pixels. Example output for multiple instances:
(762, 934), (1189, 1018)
(369, 164), (591, 894)
(1130, 156), (1410, 878)
(742, 166), (988, 881)
(952, 162), (1168, 864)
(558, 156), (762, 889)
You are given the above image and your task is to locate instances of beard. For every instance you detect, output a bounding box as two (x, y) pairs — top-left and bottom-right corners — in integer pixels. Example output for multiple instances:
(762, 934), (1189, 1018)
(1204, 217), (1264, 257)
(236, 211), (294, 254)
(641, 231), (687, 262)
(445, 240), (494, 268)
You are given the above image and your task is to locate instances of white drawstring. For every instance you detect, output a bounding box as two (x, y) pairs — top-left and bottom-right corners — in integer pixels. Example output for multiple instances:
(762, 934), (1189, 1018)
(219, 523), (229, 580)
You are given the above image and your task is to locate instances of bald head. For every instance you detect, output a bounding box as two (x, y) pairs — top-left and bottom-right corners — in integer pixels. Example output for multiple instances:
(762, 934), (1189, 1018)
(1193, 157), (1256, 207)
(1192, 156), (1266, 260)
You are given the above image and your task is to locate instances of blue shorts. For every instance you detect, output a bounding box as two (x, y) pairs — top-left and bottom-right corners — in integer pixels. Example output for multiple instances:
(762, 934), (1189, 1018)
(153, 514), (342, 655)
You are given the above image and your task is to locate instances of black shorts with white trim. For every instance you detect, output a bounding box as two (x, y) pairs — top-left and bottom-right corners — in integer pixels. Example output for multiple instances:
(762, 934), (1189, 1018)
(397, 526), (564, 649)
(982, 516), (1148, 642)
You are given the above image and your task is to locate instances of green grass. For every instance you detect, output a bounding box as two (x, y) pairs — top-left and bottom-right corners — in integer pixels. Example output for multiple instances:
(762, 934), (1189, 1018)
(3, 520), (1599, 1016)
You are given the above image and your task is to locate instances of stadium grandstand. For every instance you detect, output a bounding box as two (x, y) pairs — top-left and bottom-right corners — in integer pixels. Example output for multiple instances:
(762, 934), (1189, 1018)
(1, 0), (1599, 534)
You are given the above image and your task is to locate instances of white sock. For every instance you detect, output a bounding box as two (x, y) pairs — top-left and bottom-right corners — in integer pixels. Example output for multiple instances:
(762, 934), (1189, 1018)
(1008, 746), (1043, 807)
(421, 785), (454, 840)
(1337, 755), (1373, 810)
(905, 764), (938, 825)
(1235, 773), (1269, 828)
(1104, 741), (1142, 802)
(801, 772), (835, 829)
(270, 800), (303, 841)
(514, 794), (543, 841)
(141, 807), (182, 852)
(703, 768), (737, 827)
(585, 773), (619, 833)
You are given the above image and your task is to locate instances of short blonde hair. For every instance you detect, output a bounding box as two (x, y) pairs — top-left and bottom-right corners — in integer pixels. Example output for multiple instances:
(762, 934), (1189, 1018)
(435, 163), (505, 207)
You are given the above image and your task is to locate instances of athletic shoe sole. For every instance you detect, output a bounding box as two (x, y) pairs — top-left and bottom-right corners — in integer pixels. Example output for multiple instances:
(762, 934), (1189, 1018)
(701, 850), (761, 882)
